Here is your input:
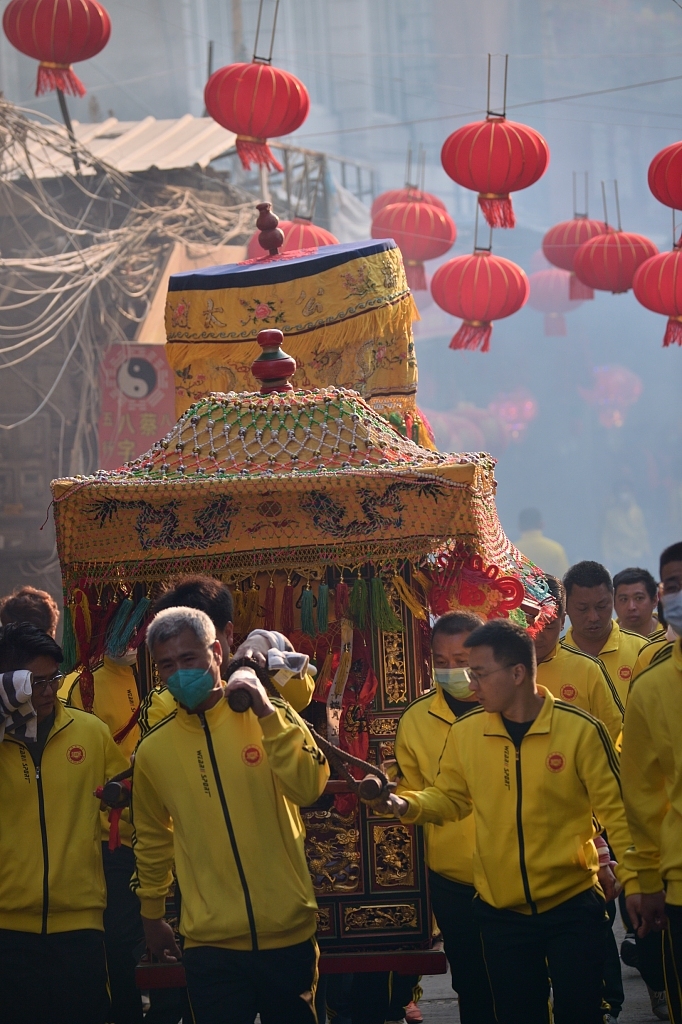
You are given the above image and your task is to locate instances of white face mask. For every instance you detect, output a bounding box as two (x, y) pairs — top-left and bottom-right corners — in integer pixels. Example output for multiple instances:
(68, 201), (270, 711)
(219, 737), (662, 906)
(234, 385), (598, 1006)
(434, 667), (475, 699)
(661, 592), (682, 636)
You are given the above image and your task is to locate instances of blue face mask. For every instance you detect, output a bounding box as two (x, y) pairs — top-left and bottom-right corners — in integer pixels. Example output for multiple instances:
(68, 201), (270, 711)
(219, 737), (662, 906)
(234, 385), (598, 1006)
(434, 667), (475, 699)
(167, 667), (215, 711)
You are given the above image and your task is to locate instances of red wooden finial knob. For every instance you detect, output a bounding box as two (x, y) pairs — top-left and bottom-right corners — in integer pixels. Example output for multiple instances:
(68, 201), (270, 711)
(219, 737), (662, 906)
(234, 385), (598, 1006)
(251, 329), (296, 394)
(255, 202), (284, 256)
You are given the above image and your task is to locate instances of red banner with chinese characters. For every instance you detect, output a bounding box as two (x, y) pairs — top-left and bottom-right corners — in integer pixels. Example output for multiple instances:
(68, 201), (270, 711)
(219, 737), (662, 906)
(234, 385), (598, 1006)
(98, 345), (175, 470)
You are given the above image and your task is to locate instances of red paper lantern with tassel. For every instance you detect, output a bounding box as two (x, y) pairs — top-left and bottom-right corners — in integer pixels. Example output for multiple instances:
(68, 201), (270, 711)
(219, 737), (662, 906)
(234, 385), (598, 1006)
(528, 268), (583, 336)
(205, 62), (310, 172)
(541, 218), (610, 300)
(648, 142), (682, 210)
(371, 187), (446, 219)
(3, 0), (111, 97)
(246, 217), (338, 259)
(574, 231), (658, 294)
(633, 247), (682, 347)
(430, 251), (529, 352)
(371, 200), (456, 291)
(441, 118), (549, 229)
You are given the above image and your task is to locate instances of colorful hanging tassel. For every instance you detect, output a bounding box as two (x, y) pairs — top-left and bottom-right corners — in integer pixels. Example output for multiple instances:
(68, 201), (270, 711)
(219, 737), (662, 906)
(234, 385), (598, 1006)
(263, 582), (276, 631)
(370, 578), (404, 633)
(301, 587), (316, 638)
(243, 587), (261, 634)
(317, 583), (329, 634)
(334, 578), (349, 620)
(72, 589), (95, 711)
(391, 575), (428, 621)
(313, 647), (334, 700)
(449, 320), (492, 353)
(113, 597), (151, 657)
(232, 590), (246, 635)
(105, 599), (134, 658)
(350, 577), (369, 630)
(478, 193), (516, 229)
(60, 603), (78, 674)
(280, 581), (294, 637)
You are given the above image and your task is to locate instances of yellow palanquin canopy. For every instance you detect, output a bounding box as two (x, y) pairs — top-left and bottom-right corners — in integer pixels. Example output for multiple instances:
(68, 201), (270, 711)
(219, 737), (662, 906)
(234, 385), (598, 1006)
(164, 239), (431, 444)
(52, 386), (512, 589)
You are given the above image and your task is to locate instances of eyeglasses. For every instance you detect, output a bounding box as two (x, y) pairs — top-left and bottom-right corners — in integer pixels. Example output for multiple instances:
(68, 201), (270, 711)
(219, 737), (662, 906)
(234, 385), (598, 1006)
(467, 666), (509, 684)
(31, 672), (64, 692)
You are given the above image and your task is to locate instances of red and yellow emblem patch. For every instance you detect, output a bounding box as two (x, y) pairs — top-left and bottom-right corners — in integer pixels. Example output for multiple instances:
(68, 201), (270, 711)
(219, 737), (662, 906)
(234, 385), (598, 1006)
(560, 684), (577, 702)
(618, 666), (632, 681)
(66, 744), (86, 765)
(241, 744), (264, 767)
(546, 751), (566, 773)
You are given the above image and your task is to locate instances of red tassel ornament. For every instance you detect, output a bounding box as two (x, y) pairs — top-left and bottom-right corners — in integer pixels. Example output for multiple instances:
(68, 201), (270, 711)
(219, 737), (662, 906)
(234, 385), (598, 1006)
(280, 582), (294, 637)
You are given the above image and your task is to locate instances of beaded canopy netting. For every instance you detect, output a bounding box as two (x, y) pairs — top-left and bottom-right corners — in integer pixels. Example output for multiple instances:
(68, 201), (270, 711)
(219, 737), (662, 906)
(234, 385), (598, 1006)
(51, 329), (553, 707)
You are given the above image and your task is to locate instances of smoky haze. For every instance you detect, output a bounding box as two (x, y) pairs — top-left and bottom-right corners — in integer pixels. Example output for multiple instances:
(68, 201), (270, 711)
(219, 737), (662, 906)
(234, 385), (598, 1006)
(0, 0), (680, 575)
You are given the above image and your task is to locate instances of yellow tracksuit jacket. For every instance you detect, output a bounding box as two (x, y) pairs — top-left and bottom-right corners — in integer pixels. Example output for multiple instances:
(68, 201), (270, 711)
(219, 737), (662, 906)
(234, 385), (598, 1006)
(537, 641), (624, 742)
(0, 701), (129, 933)
(621, 639), (682, 905)
(564, 622), (645, 706)
(395, 687), (475, 885)
(400, 686), (637, 914)
(138, 671), (315, 738)
(62, 658), (140, 846)
(63, 659), (140, 759)
(131, 694), (329, 949)
(632, 635), (673, 682)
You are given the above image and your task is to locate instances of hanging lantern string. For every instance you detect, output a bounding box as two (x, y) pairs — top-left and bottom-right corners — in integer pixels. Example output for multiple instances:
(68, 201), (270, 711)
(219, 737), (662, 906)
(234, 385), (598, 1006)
(573, 170), (589, 219)
(601, 180), (610, 229)
(253, 0), (281, 64)
(473, 202), (493, 254)
(486, 52), (509, 118)
(614, 180), (623, 232)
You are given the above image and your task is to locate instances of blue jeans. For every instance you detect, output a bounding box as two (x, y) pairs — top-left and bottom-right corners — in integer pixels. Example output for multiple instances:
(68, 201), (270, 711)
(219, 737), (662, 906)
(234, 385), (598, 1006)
(183, 937), (318, 1024)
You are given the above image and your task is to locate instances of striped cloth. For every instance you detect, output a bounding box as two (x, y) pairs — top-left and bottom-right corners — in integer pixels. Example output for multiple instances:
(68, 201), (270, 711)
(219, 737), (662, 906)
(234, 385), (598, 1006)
(0, 671), (37, 742)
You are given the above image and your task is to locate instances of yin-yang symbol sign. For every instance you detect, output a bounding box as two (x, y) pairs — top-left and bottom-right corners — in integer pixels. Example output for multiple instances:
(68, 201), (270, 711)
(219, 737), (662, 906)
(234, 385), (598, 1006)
(116, 358), (157, 399)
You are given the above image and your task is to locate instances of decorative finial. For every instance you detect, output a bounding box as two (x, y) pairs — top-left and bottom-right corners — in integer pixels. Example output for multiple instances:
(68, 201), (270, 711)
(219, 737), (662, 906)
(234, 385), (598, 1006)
(251, 329), (296, 394)
(255, 202), (284, 256)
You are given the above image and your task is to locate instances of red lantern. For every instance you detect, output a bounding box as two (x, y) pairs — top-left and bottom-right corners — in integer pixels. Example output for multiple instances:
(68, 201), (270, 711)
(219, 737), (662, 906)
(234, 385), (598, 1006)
(205, 62), (310, 173)
(542, 218), (609, 300)
(370, 188), (446, 219)
(246, 218), (338, 259)
(441, 118), (549, 229)
(573, 232), (658, 294)
(3, 0), (111, 97)
(430, 252), (529, 352)
(528, 269), (583, 336)
(633, 248), (682, 347)
(648, 142), (682, 210)
(371, 201), (456, 290)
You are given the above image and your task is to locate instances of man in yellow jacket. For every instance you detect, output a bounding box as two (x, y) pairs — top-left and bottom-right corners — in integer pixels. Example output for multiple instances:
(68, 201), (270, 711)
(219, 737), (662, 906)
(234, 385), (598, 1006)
(132, 606), (329, 1024)
(395, 609), (495, 1023)
(535, 575), (624, 741)
(139, 575), (315, 735)
(374, 619), (637, 1024)
(1, 586), (145, 1022)
(563, 560), (646, 705)
(621, 541), (682, 1023)
(0, 622), (129, 1024)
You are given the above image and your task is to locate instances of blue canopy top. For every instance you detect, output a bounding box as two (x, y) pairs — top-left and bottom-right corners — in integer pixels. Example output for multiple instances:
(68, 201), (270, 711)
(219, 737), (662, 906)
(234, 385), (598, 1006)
(168, 238), (397, 291)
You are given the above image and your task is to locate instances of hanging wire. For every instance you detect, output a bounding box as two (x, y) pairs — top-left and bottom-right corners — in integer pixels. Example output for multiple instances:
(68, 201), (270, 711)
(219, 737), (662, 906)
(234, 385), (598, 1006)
(473, 203), (493, 253)
(601, 180), (609, 228)
(613, 179), (622, 231)
(253, 0), (281, 64)
(573, 171), (589, 218)
(0, 98), (258, 454)
(486, 53), (509, 118)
